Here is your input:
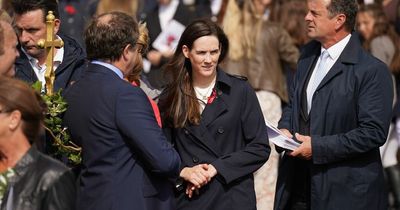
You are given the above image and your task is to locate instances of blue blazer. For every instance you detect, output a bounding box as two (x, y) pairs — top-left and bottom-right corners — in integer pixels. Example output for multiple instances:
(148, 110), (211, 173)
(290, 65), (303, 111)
(63, 63), (181, 210)
(275, 33), (393, 210)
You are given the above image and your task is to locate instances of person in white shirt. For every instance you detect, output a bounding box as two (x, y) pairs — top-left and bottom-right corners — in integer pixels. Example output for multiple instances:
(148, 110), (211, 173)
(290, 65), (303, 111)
(275, 0), (393, 209)
(12, 0), (86, 93)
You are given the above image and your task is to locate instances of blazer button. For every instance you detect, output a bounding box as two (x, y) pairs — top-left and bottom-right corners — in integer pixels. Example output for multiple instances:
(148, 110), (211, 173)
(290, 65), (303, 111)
(217, 127), (224, 134)
(184, 130), (189, 135)
(192, 157), (199, 163)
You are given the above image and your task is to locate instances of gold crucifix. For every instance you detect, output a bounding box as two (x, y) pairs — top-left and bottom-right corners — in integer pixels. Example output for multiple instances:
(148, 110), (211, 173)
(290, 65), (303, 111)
(37, 11), (64, 95)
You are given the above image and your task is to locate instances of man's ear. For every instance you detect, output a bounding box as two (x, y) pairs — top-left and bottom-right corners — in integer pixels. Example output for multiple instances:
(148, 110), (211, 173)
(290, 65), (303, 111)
(122, 44), (134, 61)
(182, 45), (189, 58)
(54, 19), (61, 35)
(335, 14), (346, 30)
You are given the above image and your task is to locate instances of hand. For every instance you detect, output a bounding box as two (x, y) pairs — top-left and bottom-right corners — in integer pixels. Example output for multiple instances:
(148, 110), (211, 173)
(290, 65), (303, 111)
(184, 165), (217, 198)
(147, 50), (162, 66)
(207, 164), (217, 178)
(180, 164), (211, 189)
(147, 50), (173, 66)
(288, 133), (312, 160)
(275, 129), (293, 153)
(185, 183), (199, 198)
(280, 128), (293, 138)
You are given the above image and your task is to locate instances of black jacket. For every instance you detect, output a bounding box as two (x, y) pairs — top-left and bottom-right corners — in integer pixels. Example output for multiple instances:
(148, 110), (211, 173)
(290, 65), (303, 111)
(275, 33), (392, 210)
(15, 34), (86, 92)
(160, 70), (270, 210)
(0, 147), (76, 210)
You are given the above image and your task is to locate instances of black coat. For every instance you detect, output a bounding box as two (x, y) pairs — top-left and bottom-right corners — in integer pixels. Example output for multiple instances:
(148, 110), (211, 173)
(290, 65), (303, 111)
(161, 70), (270, 210)
(275, 33), (393, 210)
(0, 147), (76, 210)
(15, 34), (86, 92)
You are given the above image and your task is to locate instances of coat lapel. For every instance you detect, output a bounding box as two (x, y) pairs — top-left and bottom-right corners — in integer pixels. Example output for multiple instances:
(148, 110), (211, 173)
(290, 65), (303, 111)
(201, 91), (228, 127)
(184, 70), (232, 157)
(297, 46), (319, 121)
(15, 48), (39, 82)
(315, 33), (360, 91)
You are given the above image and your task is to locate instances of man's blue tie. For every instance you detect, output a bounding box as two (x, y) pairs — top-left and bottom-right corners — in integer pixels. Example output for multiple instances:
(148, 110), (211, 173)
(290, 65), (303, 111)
(307, 50), (330, 113)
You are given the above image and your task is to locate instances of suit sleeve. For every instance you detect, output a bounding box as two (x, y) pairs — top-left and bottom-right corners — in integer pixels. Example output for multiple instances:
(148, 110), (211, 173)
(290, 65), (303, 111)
(115, 86), (181, 177)
(211, 82), (270, 184)
(312, 61), (393, 164)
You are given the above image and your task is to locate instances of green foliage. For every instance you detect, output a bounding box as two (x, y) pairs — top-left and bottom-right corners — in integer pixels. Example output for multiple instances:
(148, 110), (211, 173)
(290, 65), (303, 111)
(32, 81), (81, 165)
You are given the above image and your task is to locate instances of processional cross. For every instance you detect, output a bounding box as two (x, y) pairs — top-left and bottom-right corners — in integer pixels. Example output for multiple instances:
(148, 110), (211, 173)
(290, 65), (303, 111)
(37, 11), (64, 95)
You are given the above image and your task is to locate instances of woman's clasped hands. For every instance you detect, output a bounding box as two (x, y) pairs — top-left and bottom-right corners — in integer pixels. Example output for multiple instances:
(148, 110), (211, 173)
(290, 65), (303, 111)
(180, 164), (217, 198)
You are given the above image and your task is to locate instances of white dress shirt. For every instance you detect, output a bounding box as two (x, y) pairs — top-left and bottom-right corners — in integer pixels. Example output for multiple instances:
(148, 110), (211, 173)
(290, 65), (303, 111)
(23, 36), (64, 91)
(306, 34), (351, 112)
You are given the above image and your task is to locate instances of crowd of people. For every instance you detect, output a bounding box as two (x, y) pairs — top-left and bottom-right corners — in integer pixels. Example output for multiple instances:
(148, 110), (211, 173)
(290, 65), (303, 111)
(0, 0), (399, 210)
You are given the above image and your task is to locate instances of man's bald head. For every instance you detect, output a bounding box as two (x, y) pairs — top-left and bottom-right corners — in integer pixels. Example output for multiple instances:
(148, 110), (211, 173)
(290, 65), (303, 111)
(84, 12), (139, 62)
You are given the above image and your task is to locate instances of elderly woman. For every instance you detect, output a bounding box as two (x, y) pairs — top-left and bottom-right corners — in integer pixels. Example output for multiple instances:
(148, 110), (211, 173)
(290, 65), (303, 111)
(0, 77), (75, 210)
(159, 19), (270, 210)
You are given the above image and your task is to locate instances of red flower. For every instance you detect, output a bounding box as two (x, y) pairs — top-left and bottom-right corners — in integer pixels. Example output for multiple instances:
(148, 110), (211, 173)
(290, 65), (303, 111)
(167, 35), (176, 47)
(65, 5), (77, 15)
(207, 89), (217, 104)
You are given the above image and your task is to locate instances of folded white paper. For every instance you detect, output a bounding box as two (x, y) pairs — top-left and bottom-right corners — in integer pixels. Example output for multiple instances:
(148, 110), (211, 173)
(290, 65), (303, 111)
(152, 19), (185, 53)
(266, 121), (300, 150)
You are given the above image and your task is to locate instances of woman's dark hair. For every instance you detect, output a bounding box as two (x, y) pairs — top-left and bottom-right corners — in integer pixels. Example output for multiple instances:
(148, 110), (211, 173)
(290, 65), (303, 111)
(160, 19), (229, 128)
(0, 77), (46, 143)
(359, 4), (400, 75)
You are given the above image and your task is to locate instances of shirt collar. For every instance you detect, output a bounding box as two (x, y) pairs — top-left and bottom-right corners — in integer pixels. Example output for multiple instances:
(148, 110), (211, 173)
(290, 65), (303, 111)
(91, 60), (124, 79)
(322, 34), (351, 60)
(22, 35), (64, 68)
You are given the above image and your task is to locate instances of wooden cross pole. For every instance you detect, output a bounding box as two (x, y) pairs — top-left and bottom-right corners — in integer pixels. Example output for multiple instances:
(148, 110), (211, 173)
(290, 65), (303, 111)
(37, 11), (63, 95)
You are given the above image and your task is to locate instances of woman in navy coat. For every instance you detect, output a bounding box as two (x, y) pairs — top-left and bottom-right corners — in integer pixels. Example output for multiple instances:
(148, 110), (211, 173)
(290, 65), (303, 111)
(159, 19), (270, 210)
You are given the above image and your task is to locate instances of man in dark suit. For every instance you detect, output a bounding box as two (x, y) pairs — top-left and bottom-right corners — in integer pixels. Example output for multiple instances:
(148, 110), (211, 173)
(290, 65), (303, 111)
(274, 0), (393, 209)
(12, 0), (85, 93)
(63, 12), (181, 210)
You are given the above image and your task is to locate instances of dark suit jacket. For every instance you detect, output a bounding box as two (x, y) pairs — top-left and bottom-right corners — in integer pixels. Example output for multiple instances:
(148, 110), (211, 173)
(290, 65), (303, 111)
(275, 33), (393, 210)
(63, 63), (181, 210)
(15, 34), (86, 92)
(160, 69), (270, 210)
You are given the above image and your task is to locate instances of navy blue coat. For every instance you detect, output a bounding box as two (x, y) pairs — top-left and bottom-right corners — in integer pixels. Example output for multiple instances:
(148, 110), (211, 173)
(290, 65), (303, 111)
(15, 34), (86, 92)
(275, 34), (393, 210)
(63, 63), (181, 210)
(160, 70), (270, 210)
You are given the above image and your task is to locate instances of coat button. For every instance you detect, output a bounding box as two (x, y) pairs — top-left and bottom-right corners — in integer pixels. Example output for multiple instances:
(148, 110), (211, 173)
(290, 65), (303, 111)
(184, 130), (189, 135)
(217, 127), (224, 134)
(192, 157), (199, 163)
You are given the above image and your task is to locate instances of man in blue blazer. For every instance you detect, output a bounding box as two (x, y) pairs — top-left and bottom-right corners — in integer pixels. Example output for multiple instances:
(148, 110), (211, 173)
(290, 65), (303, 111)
(274, 0), (393, 209)
(63, 12), (181, 210)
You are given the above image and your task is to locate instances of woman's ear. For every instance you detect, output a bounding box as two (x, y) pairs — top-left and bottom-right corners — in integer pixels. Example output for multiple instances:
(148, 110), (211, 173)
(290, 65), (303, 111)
(182, 45), (189, 58)
(9, 110), (22, 131)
